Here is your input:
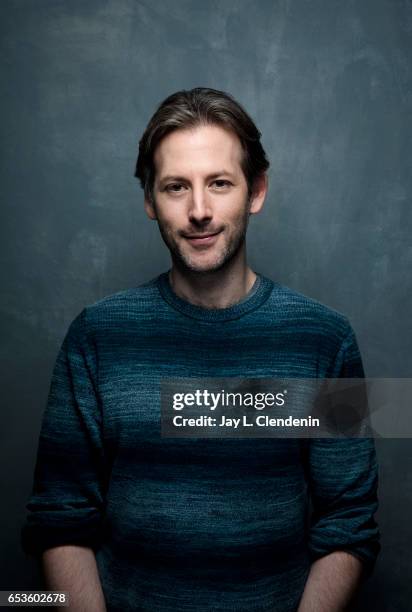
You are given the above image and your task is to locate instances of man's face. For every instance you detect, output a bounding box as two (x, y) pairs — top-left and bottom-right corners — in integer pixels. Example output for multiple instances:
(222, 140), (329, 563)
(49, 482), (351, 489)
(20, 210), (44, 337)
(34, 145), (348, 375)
(145, 124), (266, 274)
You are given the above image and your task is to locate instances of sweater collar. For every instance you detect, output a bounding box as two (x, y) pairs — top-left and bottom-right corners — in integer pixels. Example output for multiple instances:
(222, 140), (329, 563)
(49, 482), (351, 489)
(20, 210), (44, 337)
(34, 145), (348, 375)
(156, 271), (274, 322)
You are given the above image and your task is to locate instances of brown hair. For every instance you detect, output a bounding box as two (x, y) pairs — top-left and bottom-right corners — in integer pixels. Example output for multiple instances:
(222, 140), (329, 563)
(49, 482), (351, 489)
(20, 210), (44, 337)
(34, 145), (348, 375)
(135, 87), (270, 201)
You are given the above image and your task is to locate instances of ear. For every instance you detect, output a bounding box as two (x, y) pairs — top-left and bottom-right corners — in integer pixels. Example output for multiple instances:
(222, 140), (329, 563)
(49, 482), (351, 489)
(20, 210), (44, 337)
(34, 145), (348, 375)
(144, 195), (157, 220)
(249, 173), (268, 215)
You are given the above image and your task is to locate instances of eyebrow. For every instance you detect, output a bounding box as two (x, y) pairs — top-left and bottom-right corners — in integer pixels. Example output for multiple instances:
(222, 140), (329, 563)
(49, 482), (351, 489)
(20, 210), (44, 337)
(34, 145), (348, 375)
(158, 171), (236, 187)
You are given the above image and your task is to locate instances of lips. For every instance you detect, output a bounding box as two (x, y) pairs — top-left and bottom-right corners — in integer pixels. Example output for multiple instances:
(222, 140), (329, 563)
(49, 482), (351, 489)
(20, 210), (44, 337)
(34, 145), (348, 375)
(183, 230), (222, 246)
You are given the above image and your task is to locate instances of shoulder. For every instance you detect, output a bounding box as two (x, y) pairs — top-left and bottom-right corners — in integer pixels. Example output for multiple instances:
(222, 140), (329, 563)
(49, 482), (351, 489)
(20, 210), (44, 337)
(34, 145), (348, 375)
(86, 277), (159, 314)
(263, 277), (354, 344)
(68, 276), (161, 337)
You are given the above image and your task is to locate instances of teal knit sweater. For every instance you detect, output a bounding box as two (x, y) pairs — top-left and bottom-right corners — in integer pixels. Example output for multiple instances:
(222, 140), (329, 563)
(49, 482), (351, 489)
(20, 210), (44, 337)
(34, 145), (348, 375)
(22, 273), (380, 611)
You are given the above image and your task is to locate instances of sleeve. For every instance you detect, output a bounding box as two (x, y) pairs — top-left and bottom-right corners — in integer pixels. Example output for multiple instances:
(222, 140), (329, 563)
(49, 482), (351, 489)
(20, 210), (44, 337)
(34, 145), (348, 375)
(21, 308), (108, 556)
(304, 323), (380, 577)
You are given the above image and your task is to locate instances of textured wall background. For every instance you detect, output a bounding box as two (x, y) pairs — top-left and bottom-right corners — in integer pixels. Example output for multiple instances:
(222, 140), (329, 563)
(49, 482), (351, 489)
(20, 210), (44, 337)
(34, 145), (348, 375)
(1, 1), (411, 609)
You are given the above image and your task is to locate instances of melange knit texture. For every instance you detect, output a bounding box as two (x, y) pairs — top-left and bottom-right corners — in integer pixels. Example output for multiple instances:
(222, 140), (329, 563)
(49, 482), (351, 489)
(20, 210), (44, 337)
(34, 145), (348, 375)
(22, 272), (380, 612)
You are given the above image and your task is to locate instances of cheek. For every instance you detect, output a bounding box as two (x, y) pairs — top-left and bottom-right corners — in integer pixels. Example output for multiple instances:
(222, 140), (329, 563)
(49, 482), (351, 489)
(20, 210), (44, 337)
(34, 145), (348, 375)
(224, 206), (249, 227)
(157, 210), (183, 233)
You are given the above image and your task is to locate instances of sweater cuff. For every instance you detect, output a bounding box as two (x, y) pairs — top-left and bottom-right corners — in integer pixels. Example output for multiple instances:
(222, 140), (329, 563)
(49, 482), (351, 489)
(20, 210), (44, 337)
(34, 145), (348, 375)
(21, 512), (103, 556)
(309, 540), (380, 580)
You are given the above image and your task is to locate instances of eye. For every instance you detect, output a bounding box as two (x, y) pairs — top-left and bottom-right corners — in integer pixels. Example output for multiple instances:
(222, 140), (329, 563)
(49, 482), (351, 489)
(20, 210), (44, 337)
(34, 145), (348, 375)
(165, 183), (186, 194)
(211, 179), (232, 189)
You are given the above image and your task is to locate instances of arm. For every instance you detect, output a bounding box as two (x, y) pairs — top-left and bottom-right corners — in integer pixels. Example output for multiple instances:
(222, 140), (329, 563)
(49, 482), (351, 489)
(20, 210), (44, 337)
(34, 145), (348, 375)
(297, 550), (364, 612)
(299, 325), (380, 609)
(22, 310), (108, 580)
(42, 545), (106, 612)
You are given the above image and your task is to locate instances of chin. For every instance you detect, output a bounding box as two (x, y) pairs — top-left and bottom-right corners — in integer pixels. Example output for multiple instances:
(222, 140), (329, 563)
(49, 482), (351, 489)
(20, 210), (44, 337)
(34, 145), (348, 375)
(179, 254), (231, 274)
(171, 238), (242, 275)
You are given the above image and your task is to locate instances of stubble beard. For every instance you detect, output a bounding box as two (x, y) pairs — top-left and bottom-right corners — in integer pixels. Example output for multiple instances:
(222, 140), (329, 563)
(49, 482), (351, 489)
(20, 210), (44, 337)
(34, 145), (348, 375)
(156, 205), (251, 276)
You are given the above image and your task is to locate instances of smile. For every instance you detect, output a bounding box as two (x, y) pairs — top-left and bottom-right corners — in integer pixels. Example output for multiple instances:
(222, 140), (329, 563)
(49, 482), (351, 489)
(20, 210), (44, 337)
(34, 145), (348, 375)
(184, 231), (222, 247)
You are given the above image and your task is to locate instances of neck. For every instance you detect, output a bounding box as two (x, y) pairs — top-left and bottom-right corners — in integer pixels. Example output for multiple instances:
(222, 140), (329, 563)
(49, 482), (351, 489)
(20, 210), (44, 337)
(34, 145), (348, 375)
(169, 249), (256, 309)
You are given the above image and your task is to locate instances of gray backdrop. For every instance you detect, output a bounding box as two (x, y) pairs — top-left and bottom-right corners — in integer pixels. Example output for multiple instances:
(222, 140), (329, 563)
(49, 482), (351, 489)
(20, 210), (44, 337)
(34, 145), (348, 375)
(1, 1), (411, 610)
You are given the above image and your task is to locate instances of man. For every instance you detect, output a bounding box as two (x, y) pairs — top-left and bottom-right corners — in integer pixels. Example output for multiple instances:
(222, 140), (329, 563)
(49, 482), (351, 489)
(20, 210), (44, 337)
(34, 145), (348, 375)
(22, 87), (380, 611)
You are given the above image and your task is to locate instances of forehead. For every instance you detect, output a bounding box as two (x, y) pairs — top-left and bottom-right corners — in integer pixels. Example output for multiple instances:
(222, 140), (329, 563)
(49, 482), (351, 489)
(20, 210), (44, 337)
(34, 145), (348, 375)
(153, 124), (244, 179)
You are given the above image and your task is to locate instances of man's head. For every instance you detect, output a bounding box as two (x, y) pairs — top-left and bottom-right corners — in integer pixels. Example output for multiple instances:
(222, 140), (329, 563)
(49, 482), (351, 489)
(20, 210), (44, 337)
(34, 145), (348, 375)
(135, 88), (270, 274)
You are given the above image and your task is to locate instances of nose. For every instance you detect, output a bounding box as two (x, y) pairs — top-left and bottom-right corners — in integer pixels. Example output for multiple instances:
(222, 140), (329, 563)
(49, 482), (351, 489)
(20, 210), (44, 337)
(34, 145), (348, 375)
(188, 186), (213, 225)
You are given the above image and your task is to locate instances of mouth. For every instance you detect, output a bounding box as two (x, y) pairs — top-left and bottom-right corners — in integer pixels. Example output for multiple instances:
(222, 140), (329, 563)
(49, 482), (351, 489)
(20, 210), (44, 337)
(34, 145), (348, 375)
(183, 230), (222, 247)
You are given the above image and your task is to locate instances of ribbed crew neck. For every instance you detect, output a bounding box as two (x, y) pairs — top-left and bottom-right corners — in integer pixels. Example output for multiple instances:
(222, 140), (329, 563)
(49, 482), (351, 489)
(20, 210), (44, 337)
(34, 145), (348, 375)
(156, 271), (274, 322)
